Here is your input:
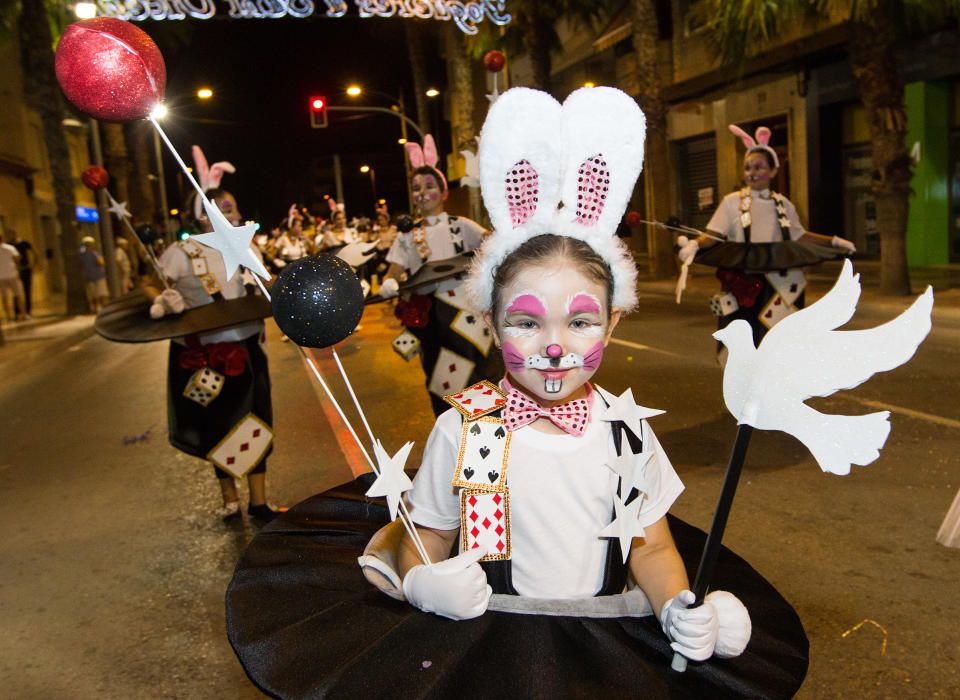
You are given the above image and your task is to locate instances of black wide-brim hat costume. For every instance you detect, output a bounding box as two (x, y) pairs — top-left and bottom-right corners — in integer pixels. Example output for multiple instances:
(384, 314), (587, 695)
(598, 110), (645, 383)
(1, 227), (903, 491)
(226, 86), (809, 698)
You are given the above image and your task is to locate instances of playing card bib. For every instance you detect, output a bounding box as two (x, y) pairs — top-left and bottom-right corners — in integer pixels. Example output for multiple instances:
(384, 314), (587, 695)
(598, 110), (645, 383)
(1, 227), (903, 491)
(760, 267), (806, 329)
(444, 381), (512, 561)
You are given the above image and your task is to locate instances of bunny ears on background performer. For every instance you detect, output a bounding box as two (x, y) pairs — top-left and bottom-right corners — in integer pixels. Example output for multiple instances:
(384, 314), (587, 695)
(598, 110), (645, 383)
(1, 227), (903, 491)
(728, 124), (779, 168)
(466, 87), (644, 314)
(405, 134), (448, 197)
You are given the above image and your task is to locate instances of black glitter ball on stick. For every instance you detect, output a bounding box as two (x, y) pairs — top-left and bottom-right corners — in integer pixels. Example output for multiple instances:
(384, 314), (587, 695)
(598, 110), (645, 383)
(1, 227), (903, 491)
(271, 255), (365, 348)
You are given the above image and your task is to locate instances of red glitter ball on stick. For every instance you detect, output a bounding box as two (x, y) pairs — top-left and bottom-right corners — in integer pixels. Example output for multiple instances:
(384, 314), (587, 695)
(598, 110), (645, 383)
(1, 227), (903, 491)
(81, 165), (109, 190)
(55, 18), (166, 122)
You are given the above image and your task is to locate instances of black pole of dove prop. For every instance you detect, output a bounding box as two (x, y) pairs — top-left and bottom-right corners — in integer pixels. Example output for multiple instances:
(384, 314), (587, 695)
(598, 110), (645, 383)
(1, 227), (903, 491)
(271, 255), (365, 348)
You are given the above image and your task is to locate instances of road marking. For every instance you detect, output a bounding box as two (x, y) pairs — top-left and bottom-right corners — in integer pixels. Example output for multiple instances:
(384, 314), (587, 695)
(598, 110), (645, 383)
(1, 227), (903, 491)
(840, 396), (960, 430)
(609, 337), (682, 357)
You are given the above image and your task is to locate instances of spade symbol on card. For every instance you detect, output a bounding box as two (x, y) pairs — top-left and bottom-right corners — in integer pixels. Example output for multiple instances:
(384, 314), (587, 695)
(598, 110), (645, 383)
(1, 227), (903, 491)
(487, 470), (499, 483)
(479, 446), (491, 459)
(790, 283), (798, 293)
(465, 315), (476, 324)
(463, 467), (474, 480)
(470, 423), (482, 435)
(494, 426), (506, 439)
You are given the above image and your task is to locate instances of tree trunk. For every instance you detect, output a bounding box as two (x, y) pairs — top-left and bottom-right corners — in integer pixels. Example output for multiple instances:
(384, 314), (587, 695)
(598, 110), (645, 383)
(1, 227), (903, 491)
(19, 0), (87, 314)
(125, 121), (157, 222)
(405, 20), (431, 137)
(444, 23), (483, 220)
(104, 122), (129, 204)
(848, 15), (912, 295)
(527, 10), (553, 93)
(632, 0), (675, 279)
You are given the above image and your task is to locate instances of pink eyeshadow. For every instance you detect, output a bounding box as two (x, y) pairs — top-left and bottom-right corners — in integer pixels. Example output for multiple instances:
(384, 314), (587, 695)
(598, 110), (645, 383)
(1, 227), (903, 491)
(506, 293), (546, 316)
(568, 293), (601, 315)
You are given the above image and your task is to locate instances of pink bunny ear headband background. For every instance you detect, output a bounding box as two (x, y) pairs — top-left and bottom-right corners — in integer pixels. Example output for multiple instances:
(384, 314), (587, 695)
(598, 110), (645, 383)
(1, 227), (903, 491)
(728, 124), (779, 169)
(191, 145), (237, 220)
(466, 86), (644, 314)
(405, 134), (448, 199)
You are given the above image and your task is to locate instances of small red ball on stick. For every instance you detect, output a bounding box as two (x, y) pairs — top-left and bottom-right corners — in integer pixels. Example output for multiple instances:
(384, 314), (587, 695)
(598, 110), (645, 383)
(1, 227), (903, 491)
(625, 210), (642, 227)
(82, 165), (110, 190)
(55, 18), (166, 122)
(483, 50), (506, 73)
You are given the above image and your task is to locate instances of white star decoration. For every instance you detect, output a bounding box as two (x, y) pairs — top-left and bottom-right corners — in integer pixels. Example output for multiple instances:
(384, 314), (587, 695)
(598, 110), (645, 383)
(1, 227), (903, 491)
(107, 197), (131, 220)
(605, 446), (655, 495)
(599, 494), (646, 564)
(595, 386), (664, 439)
(365, 439), (415, 521)
(192, 198), (271, 281)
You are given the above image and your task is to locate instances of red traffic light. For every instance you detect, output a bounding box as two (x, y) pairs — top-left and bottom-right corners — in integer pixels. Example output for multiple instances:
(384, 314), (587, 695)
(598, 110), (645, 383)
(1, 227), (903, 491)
(309, 96), (328, 128)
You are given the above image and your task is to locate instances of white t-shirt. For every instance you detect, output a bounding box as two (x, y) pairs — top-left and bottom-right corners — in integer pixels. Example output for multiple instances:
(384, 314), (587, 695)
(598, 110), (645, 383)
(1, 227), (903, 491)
(386, 213), (485, 276)
(707, 190), (805, 243)
(406, 392), (684, 599)
(0, 243), (20, 280)
(159, 241), (264, 344)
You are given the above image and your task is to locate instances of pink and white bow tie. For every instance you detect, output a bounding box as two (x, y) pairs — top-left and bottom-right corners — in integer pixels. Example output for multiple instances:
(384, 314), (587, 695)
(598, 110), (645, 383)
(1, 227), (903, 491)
(503, 388), (591, 437)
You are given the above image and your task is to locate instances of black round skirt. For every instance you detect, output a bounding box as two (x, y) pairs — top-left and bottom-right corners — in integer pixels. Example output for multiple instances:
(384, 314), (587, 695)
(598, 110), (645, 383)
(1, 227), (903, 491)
(694, 239), (844, 273)
(226, 477), (808, 699)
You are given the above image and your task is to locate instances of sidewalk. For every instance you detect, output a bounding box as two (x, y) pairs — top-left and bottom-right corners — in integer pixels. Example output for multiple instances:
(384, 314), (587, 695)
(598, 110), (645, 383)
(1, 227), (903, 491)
(0, 293), (96, 366)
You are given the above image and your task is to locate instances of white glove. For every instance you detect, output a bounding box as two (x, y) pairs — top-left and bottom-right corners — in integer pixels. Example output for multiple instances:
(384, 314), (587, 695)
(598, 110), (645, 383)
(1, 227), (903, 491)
(677, 236), (699, 265)
(336, 240), (379, 267)
(832, 236), (856, 254)
(705, 590), (752, 658)
(402, 547), (492, 621)
(149, 288), (185, 319)
(379, 277), (400, 299)
(660, 590), (719, 661)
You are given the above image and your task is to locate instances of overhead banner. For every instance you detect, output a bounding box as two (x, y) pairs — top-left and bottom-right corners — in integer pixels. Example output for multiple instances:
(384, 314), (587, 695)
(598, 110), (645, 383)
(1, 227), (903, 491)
(94, 0), (511, 35)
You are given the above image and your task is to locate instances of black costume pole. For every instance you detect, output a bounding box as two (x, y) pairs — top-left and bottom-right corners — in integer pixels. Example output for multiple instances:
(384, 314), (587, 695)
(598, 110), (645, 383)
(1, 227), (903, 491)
(672, 424), (754, 672)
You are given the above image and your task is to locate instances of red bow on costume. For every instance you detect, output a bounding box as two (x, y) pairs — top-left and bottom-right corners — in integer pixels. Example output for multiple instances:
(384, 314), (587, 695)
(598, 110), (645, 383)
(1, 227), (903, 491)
(178, 341), (249, 377)
(716, 269), (764, 308)
(502, 386), (591, 437)
(395, 294), (432, 329)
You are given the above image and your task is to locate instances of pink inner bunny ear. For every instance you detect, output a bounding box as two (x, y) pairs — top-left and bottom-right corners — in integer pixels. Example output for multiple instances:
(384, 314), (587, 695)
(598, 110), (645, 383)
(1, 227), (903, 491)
(754, 126), (772, 146)
(505, 159), (539, 227)
(405, 142), (425, 168)
(192, 145), (210, 184)
(575, 154), (610, 226)
(422, 135), (439, 167)
(727, 124), (755, 149)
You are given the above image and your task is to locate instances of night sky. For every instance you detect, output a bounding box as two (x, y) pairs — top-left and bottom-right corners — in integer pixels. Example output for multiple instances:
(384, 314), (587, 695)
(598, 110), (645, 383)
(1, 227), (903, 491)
(142, 16), (449, 226)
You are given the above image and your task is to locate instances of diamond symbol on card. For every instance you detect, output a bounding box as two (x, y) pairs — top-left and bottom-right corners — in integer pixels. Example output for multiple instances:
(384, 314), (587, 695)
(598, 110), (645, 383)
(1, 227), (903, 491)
(447, 290), (455, 297)
(471, 526), (480, 538)
(470, 511), (478, 522)
(449, 363), (457, 372)
(492, 493), (501, 505)
(252, 428), (261, 438)
(443, 381), (450, 390)
(482, 517), (491, 529)
(240, 443), (249, 452)
(494, 508), (503, 520)
(495, 524), (504, 536)
(227, 456), (235, 465)
(468, 495), (477, 506)
(497, 540), (505, 552)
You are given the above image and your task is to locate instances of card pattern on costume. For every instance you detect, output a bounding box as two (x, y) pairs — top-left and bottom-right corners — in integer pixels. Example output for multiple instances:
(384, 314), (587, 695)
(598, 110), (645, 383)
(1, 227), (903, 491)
(759, 292), (796, 329)
(206, 413), (273, 479)
(183, 367), (226, 406)
(435, 280), (471, 310)
(460, 488), (511, 561)
(450, 309), (493, 355)
(453, 416), (510, 491)
(442, 380), (506, 418)
(766, 267), (806, 306)
(428, 348), (475, 397)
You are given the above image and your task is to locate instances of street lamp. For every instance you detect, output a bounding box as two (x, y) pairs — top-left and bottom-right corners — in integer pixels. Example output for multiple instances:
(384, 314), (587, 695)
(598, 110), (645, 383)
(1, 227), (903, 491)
(149, 104), (171, 243)
(425, 88), (440, 98)
(360, 165), (377, 209)
(196, 87), (213, 99)
(346, 85), (362, 97)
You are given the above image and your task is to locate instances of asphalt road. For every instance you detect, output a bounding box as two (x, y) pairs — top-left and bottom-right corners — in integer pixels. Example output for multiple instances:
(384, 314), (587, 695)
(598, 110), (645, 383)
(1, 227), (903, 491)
(1, 261), (958, 698)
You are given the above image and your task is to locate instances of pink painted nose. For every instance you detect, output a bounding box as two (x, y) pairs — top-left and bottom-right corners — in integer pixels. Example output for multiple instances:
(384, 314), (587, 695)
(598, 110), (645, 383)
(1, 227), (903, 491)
(546, 344), (563, 358)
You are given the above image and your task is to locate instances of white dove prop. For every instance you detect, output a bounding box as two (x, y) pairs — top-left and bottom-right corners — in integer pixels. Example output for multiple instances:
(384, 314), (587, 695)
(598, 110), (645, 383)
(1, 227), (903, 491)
(715, 259), (933, 475)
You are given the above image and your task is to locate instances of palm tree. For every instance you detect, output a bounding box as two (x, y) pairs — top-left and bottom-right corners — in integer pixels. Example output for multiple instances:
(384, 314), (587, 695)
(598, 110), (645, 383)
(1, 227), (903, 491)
(695, 0), (960, 295)
(17, 0), (87, 313)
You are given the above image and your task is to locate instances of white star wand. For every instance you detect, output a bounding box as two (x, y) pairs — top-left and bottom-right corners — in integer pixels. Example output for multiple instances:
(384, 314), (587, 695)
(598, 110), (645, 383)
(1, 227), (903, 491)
(105, 192), (169, 289)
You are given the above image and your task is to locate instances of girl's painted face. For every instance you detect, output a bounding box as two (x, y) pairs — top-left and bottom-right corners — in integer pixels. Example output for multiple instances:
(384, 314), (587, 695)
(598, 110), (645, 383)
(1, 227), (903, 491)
(485, 260), (621, 404)
(411, 173), (444, 217)
(743, 152), (777, 191)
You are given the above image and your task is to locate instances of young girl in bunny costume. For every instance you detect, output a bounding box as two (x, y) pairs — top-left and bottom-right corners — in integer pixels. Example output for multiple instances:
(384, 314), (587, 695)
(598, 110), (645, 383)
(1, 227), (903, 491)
(678, 125), (856, 356)
(380, 135), (500, 416)
(388, 88), (751, 663)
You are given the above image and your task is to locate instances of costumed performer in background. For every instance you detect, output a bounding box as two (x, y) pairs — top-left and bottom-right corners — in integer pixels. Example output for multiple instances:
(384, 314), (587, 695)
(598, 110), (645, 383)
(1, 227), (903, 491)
(383, 88), (751, 661)
(154, 186), (279, 524)
(678, 124), (857, 360)
(379, 135), (500, 416)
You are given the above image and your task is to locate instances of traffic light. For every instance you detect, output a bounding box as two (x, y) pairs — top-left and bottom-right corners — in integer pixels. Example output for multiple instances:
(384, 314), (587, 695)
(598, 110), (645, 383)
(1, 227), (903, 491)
(309, 96), (328, 128)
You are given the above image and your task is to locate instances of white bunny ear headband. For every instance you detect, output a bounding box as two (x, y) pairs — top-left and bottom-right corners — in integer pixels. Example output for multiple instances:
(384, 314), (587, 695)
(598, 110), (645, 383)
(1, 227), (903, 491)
(405, 134), (448, 198)
(466, 86), (645, 314)
(191, 145), (236, 220)
(728, 124), (779, 169)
